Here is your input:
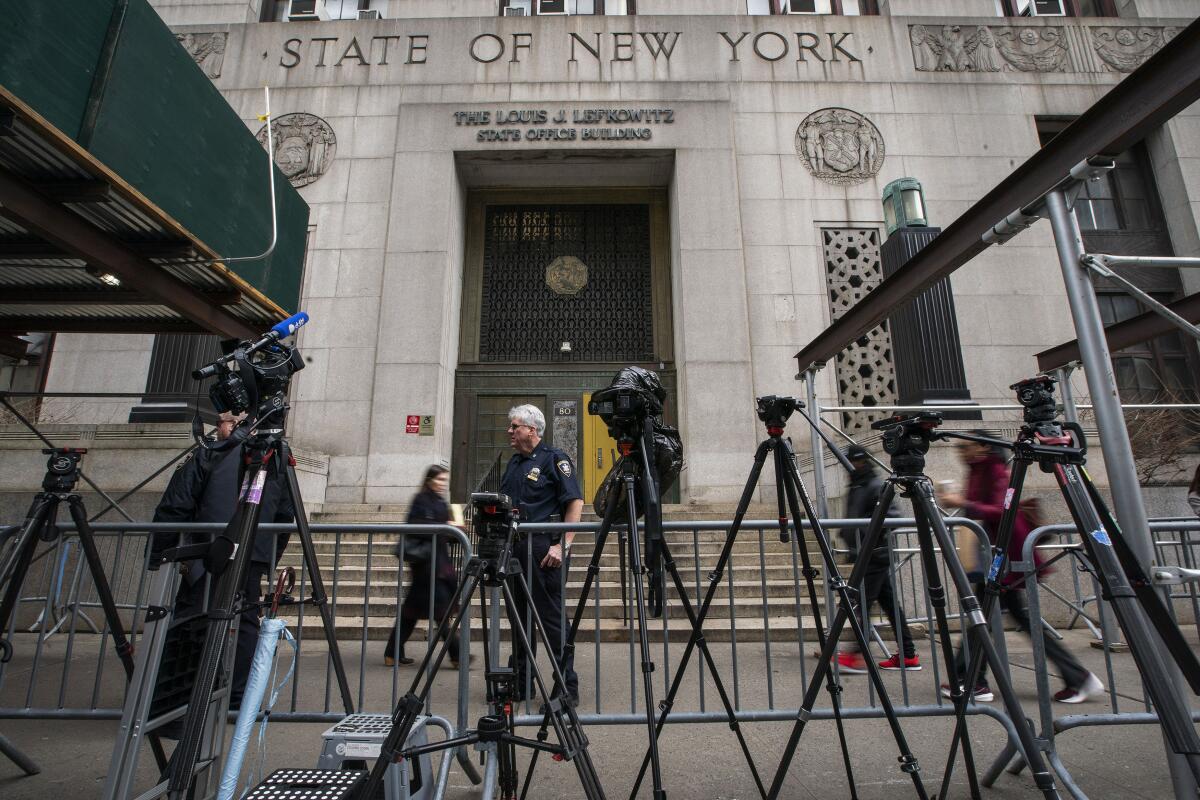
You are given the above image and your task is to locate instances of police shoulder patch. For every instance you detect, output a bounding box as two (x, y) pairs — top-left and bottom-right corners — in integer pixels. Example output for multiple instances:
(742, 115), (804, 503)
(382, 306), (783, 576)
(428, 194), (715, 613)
(556, 459), (572, 478)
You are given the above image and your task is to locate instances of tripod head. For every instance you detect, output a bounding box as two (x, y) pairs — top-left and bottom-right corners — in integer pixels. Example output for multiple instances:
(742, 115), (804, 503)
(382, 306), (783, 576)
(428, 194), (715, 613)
(756, 395), (802, 435)
(1009, 376), (1088, 469)
(1012, 375), (1059, 427)
(41, 448), (85, 494)
(871, 411), (943, 475)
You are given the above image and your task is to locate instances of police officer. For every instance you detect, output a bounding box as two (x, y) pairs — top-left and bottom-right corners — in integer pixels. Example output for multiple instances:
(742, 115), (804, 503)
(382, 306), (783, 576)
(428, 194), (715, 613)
(500, 403), (582, 701)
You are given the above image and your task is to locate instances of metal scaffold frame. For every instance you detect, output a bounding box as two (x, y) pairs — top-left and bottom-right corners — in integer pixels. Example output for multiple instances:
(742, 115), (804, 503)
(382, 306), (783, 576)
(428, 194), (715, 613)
(792, 16), (1200, 800)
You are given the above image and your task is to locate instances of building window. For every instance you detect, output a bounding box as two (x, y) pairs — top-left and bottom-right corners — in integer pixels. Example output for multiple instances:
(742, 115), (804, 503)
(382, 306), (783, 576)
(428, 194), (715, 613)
(996, 0), (1116, 16)
(1038, 118), (1197, 406)
(501, 0), (629, 14)
(1098, 293), (1196, 404)
(749, 0), (876, 12)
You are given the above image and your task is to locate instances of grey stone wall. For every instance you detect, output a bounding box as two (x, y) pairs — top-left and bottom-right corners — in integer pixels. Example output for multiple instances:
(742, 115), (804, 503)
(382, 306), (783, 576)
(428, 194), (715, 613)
(52, 8), (1200, 507)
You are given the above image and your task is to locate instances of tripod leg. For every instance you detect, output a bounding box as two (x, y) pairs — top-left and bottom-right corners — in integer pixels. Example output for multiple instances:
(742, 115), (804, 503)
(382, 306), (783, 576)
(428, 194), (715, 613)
(65, 496), (169, 773)
(627, 439), (775, 799)
(939, 459), (1030, 800)
(168, 457), (270, 799)
(907, 501), (982, 800)
(525, 469), (627, 769)
(777, 445), (858, 800)
(621, 471), (667, 800)
(768, 480), (928, 800)
(1079, 469), (1200, 694)
(908, 483), (1060, 800)
(0, 496), (49, 660)
(359, 563), (485, 800)
(280, 443), (355, 713)
(1055, 466), (1200, 769)
(501, 573), (606, 800)
(0, 733), (38, 776)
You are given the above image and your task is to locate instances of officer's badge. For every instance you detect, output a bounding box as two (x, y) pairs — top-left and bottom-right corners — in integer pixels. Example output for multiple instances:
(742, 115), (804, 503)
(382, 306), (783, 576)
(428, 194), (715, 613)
(557, 460), (572, 478)
(527, 467), (541, 482)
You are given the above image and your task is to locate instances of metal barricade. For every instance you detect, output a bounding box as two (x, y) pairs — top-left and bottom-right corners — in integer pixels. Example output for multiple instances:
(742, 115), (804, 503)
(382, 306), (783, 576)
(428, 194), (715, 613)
(0, 522), (472, 736)
(0, 515), (1054, 791)
(1017, 519), (1200, 799)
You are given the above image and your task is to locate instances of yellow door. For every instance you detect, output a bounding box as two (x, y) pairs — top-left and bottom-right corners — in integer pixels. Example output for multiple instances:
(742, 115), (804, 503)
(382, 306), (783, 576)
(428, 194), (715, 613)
(581, 393), (620, 506)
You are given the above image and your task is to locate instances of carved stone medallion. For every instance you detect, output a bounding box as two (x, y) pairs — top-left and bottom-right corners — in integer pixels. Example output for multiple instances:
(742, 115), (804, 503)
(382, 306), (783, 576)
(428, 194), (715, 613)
(545, 256), (589, 296)
(795, 108), (885, 187)
(175, 32), (227, 79)
(1092, 26), (1181, 72)
(255, 113), (337, 188)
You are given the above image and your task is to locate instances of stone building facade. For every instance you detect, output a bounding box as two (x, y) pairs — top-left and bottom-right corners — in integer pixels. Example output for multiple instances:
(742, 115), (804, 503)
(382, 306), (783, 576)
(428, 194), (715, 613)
(33, 0), (1200, 510)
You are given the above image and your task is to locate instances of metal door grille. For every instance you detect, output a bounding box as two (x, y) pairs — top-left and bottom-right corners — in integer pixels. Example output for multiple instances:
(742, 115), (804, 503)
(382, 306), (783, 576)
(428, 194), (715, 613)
(478, 204), (654, 362)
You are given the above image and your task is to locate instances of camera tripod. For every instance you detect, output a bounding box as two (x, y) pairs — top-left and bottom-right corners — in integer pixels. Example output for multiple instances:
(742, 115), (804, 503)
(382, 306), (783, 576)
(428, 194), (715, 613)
(938, 377), (1200, 795)
(768, 411), (1062, 800)
(356, 493), (604, 800)
(0, 448), (168, 772)
(518, 415), (675, 800)
(626, 395), (883, 800)
(103, 434), (356, 800)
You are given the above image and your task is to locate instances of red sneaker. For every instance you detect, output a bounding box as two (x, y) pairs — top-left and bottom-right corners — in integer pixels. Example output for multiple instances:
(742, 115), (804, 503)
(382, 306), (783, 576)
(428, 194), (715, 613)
(834, 652), (867, 674)
(878, 654), (922, 671)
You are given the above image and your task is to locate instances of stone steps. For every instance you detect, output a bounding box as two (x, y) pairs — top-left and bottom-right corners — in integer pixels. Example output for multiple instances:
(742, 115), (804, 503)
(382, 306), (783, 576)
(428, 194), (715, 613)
(286, 514), (852, 640)
(287, 614), (833, 643)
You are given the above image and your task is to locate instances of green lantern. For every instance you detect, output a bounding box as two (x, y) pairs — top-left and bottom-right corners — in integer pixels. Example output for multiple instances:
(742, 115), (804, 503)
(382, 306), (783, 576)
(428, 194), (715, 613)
(882, 178), (928, 236)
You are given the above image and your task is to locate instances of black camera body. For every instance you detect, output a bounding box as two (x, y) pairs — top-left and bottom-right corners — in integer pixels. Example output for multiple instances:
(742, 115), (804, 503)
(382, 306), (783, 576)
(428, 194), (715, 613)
(588, 366), (667, 438)
(756, 395), (802, 429)
(872, 411), (943, 474)
(1011, 375), (1058, 425)
(207, 346), (304, 420)
(41, 448), (84, 494)
(471, 492), (519, 562)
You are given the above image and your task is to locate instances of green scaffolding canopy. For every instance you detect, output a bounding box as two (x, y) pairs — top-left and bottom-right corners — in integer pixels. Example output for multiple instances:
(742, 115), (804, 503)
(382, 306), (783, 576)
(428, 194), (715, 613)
(0, 0), (309, 338)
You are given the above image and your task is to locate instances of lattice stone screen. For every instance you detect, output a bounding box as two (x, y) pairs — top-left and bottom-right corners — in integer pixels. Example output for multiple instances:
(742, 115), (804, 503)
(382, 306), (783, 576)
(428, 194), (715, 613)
(821, 228), (897, 434)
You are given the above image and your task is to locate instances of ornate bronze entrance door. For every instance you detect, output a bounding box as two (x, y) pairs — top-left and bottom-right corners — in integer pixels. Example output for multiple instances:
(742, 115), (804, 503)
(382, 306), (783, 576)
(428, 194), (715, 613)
(453, 191), (674, 500)
(478, 204), (655, 363)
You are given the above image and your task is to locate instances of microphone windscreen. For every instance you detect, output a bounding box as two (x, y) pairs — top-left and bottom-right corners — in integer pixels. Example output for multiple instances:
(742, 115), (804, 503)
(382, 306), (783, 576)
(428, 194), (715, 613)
(270, 311), (309, 339)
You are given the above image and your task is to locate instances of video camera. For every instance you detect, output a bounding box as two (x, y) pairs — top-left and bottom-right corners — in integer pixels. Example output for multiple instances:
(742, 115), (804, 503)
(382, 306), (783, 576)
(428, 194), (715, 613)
(190, 312), (308, 442)
(588, 366), (666, 440)
(471, 492), (519, 562)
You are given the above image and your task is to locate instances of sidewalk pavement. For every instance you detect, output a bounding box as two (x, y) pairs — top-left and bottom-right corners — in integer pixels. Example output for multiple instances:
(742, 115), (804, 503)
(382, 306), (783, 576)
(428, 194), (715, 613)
(0, 624), (1189, 798)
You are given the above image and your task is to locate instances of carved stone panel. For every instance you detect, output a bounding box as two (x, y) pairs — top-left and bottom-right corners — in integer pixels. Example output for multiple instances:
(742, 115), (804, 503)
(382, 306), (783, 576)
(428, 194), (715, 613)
(1092, 26), (1182, 73)
(993, 27), (1068, 73)
(909, 25), (1001, 73)
(255, 113), (337, 188)
(822, 228), (896, 435)
(795, 109), (885, 188)
(175, 32), (227, 79)
(910, 23), (1179, 75)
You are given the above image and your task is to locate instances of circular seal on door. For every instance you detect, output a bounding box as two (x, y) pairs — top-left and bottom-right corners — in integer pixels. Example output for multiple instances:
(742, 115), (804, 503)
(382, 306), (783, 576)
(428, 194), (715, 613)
(256, 112), (337, 188)
(795, 107), (885, 187)
(545, 256), (589, 295)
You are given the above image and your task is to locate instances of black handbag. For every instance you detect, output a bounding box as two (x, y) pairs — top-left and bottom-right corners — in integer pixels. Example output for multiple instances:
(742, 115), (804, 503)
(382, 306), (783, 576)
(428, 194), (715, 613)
(396, 534), (432, 563)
